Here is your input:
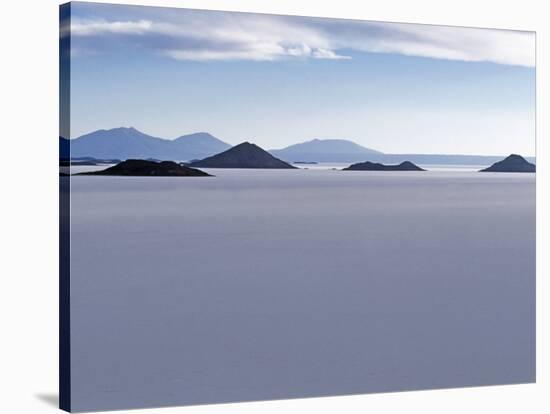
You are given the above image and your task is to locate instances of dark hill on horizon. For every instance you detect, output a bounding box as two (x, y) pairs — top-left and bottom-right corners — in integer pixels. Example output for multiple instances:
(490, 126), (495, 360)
(480, 154), (536, 173)
(69, 127), (230, 161)
(77, 159), (211, 177)
(190, 142), (296, 169)
(343, 161), (425, 171)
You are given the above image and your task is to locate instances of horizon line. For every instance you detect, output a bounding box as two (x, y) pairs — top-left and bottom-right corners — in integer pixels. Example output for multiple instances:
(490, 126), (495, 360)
(62, 126), (536, 158)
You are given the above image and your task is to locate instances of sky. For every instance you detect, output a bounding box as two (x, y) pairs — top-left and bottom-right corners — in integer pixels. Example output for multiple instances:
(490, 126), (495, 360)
(64, 2), (536, 155)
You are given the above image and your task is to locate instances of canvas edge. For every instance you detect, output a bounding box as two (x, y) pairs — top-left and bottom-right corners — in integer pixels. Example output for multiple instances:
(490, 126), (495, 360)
(59, 2), (72, 412)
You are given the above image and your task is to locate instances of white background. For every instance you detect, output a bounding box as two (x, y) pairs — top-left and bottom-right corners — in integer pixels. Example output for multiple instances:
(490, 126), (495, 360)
(0, 0), (547, 412)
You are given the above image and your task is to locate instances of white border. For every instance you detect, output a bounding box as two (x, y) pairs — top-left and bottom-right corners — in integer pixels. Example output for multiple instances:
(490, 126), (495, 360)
(1, 0), (546, 413)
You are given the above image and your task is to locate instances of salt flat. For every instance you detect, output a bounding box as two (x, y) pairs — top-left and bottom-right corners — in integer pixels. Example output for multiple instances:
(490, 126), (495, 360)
(68, 168), (535, 412)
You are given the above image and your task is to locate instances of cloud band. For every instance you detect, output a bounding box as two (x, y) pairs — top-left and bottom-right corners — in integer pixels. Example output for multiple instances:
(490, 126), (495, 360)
(66, 10), (535, 67)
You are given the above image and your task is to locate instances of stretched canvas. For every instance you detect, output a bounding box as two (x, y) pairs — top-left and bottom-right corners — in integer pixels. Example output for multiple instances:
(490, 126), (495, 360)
(59, 2), (536, 412)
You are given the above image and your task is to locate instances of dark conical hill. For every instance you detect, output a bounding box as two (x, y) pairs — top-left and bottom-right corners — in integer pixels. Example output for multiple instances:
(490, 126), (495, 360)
(190, 142), (296, 169)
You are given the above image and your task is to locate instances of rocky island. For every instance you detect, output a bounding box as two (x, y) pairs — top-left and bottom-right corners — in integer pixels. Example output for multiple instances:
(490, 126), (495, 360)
(190, 142), (296, 169)
(77, 159), (212, 177)
(343, 161), (425, 171)
(480, 154), (535, 173)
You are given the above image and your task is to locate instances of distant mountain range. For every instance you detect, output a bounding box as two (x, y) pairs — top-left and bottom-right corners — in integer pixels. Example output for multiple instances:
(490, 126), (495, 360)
(270, 139), (382, 163)
(61, 128), (535, 166)
(66, 127), (230, 161)
(271, 140), (535, 165)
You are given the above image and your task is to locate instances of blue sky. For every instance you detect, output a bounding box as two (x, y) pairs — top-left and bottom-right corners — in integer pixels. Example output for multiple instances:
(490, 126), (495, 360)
(65, 2), (536, 155)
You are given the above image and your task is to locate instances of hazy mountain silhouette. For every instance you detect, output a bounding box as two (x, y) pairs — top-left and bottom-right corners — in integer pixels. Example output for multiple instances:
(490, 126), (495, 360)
(270, 139), (535, 165)
(343, 161), (425, 171)
(191, 142), (296, 169)
(480, 154), (535, 173)
(69, 127), (230, 161)
(171, 132), (231, 160)
(78, 159), (211, 177)
(271, 139), (382, 163)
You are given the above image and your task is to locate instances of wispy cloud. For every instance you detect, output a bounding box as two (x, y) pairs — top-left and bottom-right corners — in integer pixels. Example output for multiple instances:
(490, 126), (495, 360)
(71, 19), (153, 35)
(163, 44), (350, 62)
(67, 9), (535, 67)
(357, 22), (535, 67)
